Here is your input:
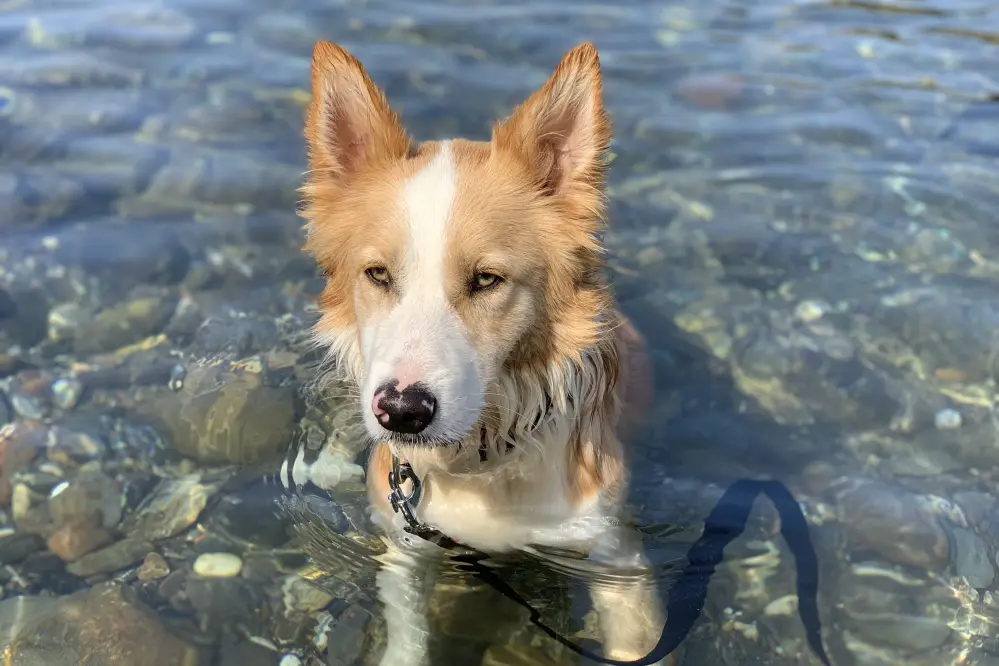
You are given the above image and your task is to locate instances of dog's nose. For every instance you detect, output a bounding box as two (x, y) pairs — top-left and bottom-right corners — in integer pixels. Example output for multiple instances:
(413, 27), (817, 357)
(371, 381), (437, 434)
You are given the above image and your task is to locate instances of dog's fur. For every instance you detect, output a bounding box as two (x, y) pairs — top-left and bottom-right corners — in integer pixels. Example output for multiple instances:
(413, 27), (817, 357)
(300, 40), (668, 665)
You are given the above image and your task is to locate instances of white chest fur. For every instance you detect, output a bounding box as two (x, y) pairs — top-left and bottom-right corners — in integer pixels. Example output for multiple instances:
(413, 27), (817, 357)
(407, 456), (610, 553)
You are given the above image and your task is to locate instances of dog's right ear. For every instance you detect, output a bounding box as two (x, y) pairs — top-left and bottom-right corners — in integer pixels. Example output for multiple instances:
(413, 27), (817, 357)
(491, 43), (611, 201)
(306, 41), (411, 182)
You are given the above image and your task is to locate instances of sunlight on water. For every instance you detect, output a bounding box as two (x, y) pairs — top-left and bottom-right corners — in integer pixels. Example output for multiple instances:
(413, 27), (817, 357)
(1, 0), (999, 663)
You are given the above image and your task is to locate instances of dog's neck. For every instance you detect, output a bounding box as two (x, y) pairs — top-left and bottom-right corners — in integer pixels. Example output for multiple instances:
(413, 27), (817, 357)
(388, 348), (611, 481)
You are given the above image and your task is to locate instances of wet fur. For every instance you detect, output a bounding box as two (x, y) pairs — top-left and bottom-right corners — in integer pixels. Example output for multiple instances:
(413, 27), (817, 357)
(301, 40), (669, 665)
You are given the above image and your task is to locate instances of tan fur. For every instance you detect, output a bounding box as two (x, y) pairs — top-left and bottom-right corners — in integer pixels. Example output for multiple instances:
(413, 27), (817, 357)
(302, 40), (670, 664)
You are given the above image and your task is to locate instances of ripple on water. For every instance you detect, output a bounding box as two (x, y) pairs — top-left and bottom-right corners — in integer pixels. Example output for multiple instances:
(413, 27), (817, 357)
(1, 0), (999, 663)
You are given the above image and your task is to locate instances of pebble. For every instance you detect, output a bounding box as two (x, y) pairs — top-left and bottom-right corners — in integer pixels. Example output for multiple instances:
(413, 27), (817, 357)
(0, 531), (44, 564)
(124, 474), (214, 542)
(46, 427), (105, 463)
(794, 300), (827, 323)
(75, 293), (177, 355)
(0, 424), (42, 505)
(278, 656), (302, 666)
(762, 594), (798, 616)
(934, 408), (962, 430)
(47, 465), (121, 530)
(46, 518), (113, 562)
(281, 575), (334, 614)
(137, 551), (170, 581)
(9, 392), (47, 421)
(50, 378), (83, 410)
(168, 364), (186, 391)
(11, 483), (31, 520)
(192, 552), (243, 578)
(66, 537), (154, 577)
(47, 303), (87, 343)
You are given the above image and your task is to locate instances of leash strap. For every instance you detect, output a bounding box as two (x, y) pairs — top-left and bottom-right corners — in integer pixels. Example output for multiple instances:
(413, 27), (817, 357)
(387, 458), (831, 666)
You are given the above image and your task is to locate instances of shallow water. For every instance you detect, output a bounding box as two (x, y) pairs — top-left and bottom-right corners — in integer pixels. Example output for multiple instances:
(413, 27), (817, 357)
(2, 0), (999, 663)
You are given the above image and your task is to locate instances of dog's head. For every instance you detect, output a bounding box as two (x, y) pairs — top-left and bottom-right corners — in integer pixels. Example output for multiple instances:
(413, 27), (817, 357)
(301, 42), (614, 450)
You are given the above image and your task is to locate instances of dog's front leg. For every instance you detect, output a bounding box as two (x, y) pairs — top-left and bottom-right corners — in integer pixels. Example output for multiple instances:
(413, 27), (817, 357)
(586, 525), (674, 665)
(374, 537), (436, 666)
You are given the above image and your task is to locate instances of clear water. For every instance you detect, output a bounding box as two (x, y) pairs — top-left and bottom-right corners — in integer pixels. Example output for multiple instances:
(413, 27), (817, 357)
(2, 0), (999, 664)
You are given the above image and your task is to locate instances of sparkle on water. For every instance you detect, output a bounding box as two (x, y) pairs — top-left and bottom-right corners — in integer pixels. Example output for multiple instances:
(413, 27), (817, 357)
(1, 0), (999, 664)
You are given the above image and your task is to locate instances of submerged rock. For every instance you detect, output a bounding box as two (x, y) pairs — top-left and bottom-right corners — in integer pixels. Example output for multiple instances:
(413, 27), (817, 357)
(0, 582), (204, 665)
(74, 289), (178, 355)
(46, 518), (113, 562)
(836, 481), (949, 570)
(0, 531), (44, 564)
(65, 538), (154, 578)
(835, 563), (958, 652)
(137, 551), (170, 581)
(123, 474), (216, 542)
(0, 422), (44, 506)
(47, 463), (122, 530)
(0, 286), (50, 350)
(949, 525), (994, 589)
(134, 357), (296, 464)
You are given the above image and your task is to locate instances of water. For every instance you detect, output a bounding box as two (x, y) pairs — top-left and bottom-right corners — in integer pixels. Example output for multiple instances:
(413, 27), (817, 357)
(1, 0), (999, 663)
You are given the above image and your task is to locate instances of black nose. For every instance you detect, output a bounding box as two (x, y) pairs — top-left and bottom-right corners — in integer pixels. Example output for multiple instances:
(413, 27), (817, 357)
(373, 381), (437, 434)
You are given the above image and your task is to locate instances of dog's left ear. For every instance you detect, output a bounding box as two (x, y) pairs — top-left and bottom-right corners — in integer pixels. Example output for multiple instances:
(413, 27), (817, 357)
(492, 43), (611, 199)
(306, 41), (411, 183)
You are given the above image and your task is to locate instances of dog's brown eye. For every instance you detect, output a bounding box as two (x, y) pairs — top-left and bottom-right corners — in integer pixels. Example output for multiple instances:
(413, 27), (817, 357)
(365, 266), (390, 286)
(472, 272), (502, 291)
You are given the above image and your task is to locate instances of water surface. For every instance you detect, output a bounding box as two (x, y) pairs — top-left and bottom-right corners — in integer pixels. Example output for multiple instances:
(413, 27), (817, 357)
(2, 0), (999, 664)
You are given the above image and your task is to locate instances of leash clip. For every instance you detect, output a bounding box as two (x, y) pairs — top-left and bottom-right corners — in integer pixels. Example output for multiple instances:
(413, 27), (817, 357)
(387, 455), (423, 530)
(387, 454), (465, 551)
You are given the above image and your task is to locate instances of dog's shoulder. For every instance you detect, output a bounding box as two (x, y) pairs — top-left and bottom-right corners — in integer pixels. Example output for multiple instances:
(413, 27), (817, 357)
(611, 312), (654, 440)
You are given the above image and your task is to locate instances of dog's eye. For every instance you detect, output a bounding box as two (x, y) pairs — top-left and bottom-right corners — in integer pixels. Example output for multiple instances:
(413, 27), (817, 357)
(471, 272), (502, 291)
(365, 266), (391, 286)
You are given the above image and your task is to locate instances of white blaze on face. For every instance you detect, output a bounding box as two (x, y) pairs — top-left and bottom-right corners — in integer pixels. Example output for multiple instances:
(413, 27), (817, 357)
(359, 142), (485, 443)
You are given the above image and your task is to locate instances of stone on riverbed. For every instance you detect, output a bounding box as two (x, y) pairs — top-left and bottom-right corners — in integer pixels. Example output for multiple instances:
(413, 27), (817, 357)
(192, 552), (243, 578)
(0, 582), (205, 665)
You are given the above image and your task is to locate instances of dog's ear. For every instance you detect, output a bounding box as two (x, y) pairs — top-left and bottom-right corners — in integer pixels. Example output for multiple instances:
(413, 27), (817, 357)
(306, 41), (411, 181)
(491, 43), (611, 199)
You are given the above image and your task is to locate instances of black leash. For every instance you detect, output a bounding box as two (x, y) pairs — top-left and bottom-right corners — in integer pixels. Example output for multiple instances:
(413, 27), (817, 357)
(388, 456), (832, 666)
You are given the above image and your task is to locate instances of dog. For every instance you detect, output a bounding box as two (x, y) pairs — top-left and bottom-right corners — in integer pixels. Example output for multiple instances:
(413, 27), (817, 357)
(298, 40), (669, 665)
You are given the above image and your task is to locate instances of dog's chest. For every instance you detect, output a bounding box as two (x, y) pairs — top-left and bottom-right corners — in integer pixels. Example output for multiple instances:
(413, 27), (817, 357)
(411, 469), (604, 553)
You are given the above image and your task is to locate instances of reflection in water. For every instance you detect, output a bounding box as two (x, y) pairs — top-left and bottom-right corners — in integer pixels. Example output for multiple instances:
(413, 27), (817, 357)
(281, 472), (833, 666)
(2, 0), (999, 662)
(283, 481), (670, 666)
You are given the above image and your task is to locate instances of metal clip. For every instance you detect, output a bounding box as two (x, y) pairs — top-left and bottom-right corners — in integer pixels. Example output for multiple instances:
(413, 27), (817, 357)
(387, 455), (423, 529)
